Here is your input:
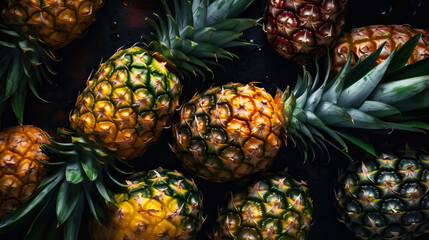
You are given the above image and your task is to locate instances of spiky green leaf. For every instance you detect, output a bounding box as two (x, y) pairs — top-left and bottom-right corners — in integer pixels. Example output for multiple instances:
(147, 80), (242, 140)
(81, 155), (99, 181)
(386, 33), (421, 73)
(25, 199), (58, 240)
(358, 101), (400, 118)
(338, 52), (395, 108)
(66, 158), (85, 184)
(56, 181), (81, 225)
(95, 174), (115, 203)
(63, 194), (85, 240)
(11, 81), (27, 125)
(343, 42), (385, 87)
(0, 170), (63, 232)
(369, 76), (429, 104)
(335, 131), (376, 157)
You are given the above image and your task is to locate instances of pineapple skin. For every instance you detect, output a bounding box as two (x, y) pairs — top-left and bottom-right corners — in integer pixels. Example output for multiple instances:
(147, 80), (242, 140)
(2, 0), (103, 49)
(336, 150), (429, 240)
(70, 46), (182, 160)
(0, 125), (50, 219)
(173, 83), (284, 182)
(213, 173), (313, 240)
(332, 25), (429, 73)
(264, 0), (347, 65)
(90, 169), (204, 240)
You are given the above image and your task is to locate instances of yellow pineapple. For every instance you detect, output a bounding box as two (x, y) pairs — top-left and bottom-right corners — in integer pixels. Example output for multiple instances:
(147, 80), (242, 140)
(69, 48), (182, 159)
(91, 169), (204, 240)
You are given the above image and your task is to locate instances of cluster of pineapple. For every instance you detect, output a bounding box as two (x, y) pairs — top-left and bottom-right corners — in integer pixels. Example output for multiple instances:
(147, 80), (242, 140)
(0, 0), (428, 240)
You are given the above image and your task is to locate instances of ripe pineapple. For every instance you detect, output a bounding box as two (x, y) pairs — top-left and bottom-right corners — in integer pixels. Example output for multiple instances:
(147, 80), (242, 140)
(0, 125), (50, 219)
(0, 0), (103, 124)
(173, 35), (429, 182)
(174, 83), (283, 181)
(213, 173), (313, 240)
(2, 0), (103, 49)
(332, 25), (429, 73)
(0, 0), (257, 239)
(264, 0), (347, 64)
(68, 0), (258, 160)
(69, 48), (182, 159)
(335, 149), (429, 239)
(91, 169), (204, 240)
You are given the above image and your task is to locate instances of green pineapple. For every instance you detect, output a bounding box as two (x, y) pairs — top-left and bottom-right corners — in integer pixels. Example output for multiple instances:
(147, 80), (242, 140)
(336, 148), (429, 239)
(213, 173), (313, 240)
(0, 0), (257, 239)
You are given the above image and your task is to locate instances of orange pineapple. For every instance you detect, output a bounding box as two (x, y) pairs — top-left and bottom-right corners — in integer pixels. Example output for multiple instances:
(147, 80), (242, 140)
(0, 125), (50, 219)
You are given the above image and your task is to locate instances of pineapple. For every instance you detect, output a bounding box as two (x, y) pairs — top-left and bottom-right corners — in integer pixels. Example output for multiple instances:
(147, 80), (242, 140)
(69, 48), (182, 159)
(0, 0), (257, 239)
(0, 0), (103, 124)
(213, 173), (313, 240)
(2, 0), (103, 49)
(0, 125), (50, 219)
(335, 148), (429, 239)
(91, 169), (204, 240)
(68, 0), (258, 159)
(173, 35), (429, 182)
(264, 0), (347, 64)
(332, 25), (429, 73)
(173, 83), (284, 181)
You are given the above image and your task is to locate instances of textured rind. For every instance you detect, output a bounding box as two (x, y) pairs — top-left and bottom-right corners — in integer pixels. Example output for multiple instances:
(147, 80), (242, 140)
(332, 25), (429, 73)
(336, 151), (429, 240)
(70, 46), (182, 160)
(91, 169), (204, 240)
(213, 173), (313, 240)
(0, 125), (50, 219)
(173, 83), (284, 182)
(2, 0), (103, 49)
(264, 0), (347, 64)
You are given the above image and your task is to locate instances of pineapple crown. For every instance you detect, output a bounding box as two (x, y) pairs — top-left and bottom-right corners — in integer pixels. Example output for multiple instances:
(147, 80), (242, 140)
(0, 24), (57, 125)
(0, 129), (131, 240)
(143, 0), (258, 79)
(281, 33), (429, 162)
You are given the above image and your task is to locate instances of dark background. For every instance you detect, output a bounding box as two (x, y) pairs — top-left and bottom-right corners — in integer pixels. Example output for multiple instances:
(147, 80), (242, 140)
(1, 0), (429, 239)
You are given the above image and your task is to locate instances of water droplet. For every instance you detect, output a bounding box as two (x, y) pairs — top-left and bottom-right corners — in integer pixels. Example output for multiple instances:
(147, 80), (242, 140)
(249, 39), (255, 43)
(380, 11), (387, 15)
(109, 17), (118, 30)
(257, 46), (263, 52)
(121, 0), (129, 6)
(110, 33), (120, 42)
